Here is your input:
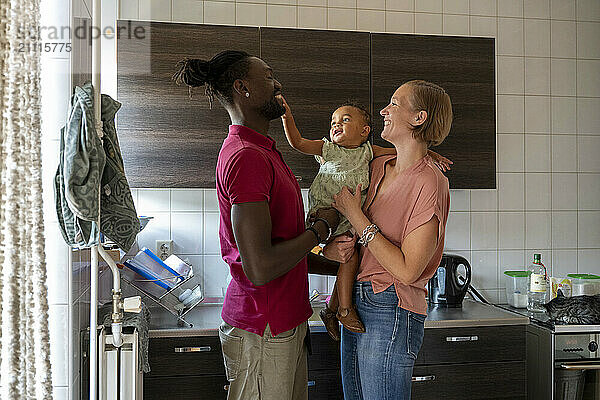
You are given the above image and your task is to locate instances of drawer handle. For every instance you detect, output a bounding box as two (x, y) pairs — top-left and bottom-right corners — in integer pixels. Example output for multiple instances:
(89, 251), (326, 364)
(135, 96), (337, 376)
(446, 336), (478, 342)
(412, 375), (436, 382)
(560, 363), (600, 370)
(224, 385), (229, 391)
(174, 346), (211, 353)
(295, 175), (303, 181)
(307, 381), (316, 387)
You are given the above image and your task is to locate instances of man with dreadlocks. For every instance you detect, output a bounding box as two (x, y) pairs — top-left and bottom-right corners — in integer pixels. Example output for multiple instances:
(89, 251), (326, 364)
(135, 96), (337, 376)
(173, 51), (340, 400)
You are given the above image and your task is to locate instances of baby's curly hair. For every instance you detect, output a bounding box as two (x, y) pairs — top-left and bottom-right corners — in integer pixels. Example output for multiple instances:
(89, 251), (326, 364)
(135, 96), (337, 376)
(336, 101), (372, 144)
(338, 101), (372, 130)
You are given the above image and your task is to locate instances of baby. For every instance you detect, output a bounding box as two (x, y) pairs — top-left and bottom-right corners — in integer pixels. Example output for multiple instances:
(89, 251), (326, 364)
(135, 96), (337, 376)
(280, 97), (450, 340)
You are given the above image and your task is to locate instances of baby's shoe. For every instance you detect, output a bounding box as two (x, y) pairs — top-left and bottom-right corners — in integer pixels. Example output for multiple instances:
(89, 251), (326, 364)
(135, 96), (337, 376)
(319, 308), (340, 341)
(337, 306), (365, 333)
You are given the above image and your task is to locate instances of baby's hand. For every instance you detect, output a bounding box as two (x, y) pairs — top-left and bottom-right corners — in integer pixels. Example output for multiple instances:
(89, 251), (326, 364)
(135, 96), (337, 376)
(428, 150), (453, 172)
(279, 95), (293, 120)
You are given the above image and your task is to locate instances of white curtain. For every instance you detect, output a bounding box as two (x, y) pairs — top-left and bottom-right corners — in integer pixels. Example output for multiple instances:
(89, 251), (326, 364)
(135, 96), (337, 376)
(0, 0), (53, 397)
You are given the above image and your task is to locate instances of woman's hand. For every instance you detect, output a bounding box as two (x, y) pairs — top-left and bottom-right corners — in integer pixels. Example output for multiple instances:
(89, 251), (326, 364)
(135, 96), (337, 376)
(332, 184), (363, 220)
(428, 150), (453, 172)
(322, 234), (356, 263)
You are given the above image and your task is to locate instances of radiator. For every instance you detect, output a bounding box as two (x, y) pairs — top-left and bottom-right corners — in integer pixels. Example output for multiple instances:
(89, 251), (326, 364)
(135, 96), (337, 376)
(98, 327), (143, 400)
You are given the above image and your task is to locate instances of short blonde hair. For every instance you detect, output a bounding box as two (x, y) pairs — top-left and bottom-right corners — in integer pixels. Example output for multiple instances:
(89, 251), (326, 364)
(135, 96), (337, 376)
(405, 80), (453, 147)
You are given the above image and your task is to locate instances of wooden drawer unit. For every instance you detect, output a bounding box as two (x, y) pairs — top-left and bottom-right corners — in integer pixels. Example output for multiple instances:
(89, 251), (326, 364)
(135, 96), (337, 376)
(416, 325), (526, 366)
(144, 375), (228, 400)
(307, 369), (343, 400)
(411, 361), (527, 400)
(307, 331), (341, 371)
(145, 336), (225, 378)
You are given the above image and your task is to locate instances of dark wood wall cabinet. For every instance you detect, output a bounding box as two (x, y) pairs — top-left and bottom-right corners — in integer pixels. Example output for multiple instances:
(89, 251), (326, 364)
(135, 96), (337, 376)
(117, 21), (496, 189)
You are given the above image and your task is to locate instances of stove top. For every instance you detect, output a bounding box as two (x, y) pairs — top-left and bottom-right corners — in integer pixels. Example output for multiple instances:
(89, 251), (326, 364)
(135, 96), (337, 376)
(496, 304), (600, 333)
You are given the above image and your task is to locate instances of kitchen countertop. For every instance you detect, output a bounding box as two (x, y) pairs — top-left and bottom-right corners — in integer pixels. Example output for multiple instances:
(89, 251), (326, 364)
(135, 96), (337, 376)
(147, 299), (529, 338)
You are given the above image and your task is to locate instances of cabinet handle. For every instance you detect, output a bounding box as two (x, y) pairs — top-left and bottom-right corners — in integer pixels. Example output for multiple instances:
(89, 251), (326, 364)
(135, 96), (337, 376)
(446, 336), (478, 342)
(560, 363), (600, 370)
(224, 385), (229, 391)
(307, 381), (316, 387)
(295, 175), (303, 181)
(174, 346), (211, 353)
(412, 375), (436, 382)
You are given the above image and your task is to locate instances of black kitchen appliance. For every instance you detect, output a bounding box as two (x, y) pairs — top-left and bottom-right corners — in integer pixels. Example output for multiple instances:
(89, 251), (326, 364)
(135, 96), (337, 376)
(428, 254), (472, 307)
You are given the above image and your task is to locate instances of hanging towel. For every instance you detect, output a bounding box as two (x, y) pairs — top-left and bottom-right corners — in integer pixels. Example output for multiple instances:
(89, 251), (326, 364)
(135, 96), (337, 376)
(99, 92), (140, 251)
(55, 82), (139, 251)
(100, 302), (152, 373)
(55, 83), (106, 247)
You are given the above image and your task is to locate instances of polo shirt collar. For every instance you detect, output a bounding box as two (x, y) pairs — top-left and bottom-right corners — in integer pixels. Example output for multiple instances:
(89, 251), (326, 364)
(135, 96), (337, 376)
(229, 124), (276, 150)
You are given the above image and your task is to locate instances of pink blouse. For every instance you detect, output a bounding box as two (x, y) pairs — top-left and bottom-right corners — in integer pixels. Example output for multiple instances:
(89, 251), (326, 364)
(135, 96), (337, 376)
(356, 154), (450, 315)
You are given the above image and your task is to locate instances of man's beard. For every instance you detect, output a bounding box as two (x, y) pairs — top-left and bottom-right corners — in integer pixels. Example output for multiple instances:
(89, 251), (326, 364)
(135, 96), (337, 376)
(259, 94), (286, 120)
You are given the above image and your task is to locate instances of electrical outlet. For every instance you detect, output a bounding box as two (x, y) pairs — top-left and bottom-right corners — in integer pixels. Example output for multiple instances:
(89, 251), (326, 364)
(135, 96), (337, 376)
(156, 240), (173, 261)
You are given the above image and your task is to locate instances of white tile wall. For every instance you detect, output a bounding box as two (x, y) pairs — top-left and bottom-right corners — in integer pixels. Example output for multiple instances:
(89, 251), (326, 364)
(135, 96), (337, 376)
(552, 97), (577, 134)
(329, 7), (357, 31)
(551, 0), (575, 20)
(498, 0), (522, 18)
(357, 9), (385, 32)
(37, 3), (600, 393)
(415, 0), (441, 14)
(415, 13), (442, 34)
(113, 0), (600, 298)
(385, 10), (413, 33)
(443, 14), (469, 35)
(266, 4), (296, 27)
(443, 0), (468, 15)
(172, 0), (204, 23)
(40, 0), (73, 395)
(552, 58), (577, 96)
(298, 6), (327, 29)
(115, 0), (600, 299)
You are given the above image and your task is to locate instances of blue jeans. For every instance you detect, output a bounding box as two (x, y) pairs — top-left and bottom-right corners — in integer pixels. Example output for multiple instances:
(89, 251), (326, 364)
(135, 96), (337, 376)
(341, 281), (426, 400)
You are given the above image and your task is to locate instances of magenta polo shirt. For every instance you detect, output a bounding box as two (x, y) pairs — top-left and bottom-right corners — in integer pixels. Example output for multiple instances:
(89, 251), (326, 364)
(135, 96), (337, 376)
(216, 125), (312, 337)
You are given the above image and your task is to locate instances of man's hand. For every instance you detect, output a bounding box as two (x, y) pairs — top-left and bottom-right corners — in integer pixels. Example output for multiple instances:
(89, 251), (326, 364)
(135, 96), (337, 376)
(309, 207), (340, 232)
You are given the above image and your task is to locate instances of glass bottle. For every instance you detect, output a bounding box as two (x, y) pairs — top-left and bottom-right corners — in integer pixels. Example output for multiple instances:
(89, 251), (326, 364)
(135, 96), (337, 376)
(527, 253), (548, 312)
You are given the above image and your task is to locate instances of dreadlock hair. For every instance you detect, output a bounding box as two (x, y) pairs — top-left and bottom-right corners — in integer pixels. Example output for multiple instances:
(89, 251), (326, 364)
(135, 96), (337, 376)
(338, 100), (373, 143)
(172, 50), (252, 109)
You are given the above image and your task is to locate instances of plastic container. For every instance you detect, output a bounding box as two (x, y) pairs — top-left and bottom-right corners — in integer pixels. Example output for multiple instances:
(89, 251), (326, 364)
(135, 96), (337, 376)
(555, 368), (585, 400)
(567, 274), (600, 296)
(504, 271), (531, 308)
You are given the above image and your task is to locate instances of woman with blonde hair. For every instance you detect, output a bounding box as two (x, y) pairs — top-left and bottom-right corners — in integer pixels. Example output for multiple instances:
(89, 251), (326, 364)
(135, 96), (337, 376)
(324, 80), (453, 400)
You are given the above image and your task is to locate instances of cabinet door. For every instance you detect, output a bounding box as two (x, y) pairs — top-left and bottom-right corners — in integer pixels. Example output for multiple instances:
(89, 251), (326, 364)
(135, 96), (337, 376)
(146, 336), (225, 377)
(415, 325), (526, 365)
(307, 331), (341, 371)
(411, 361), (526, 400)
(260, 28), (371, 188)
(371, 34), (496, 189)
(117, 21), (260, 187)
(144, 375), (228, 400)
(308, 369), (343, 400)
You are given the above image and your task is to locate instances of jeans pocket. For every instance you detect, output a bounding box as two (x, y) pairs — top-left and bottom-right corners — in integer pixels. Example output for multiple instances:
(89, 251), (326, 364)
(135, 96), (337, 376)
(407, 312), (425, 359)
(218, 323), (243, 381)
(264, 326), (297, 343)
(363, 286), (398, 308)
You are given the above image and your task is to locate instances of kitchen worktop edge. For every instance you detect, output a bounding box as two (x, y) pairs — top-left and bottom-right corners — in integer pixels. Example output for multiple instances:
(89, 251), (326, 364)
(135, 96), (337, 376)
(148, 300), (529, 338)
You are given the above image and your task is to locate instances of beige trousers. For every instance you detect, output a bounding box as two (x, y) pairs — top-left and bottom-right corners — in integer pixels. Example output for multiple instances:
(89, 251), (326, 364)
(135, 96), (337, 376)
(218, 320), (308, 400)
